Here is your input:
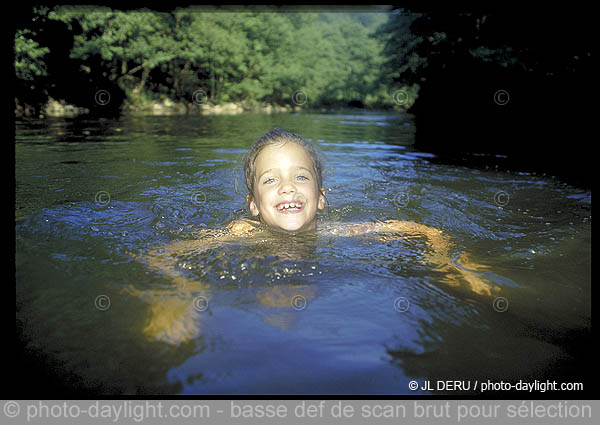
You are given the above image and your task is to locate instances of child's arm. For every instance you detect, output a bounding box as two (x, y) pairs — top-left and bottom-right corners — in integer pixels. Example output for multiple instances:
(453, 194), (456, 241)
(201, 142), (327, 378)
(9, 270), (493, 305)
(125, 218), (263, 344)
(340, 219), (495, 296)
(135, 218), (262, 286)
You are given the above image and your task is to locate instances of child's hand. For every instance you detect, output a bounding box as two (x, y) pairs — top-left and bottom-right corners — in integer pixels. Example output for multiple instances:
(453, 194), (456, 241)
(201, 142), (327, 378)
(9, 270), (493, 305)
(375, 220), (496, 296)
(451, 253), (495, 296)
(255, 285), (317, 330)
(121, 281), (210, 345)
(142, 295), (202, 345)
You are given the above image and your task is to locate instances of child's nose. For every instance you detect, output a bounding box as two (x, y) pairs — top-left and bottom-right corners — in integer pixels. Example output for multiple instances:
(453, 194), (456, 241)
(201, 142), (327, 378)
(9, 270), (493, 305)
(278, 179), (296, 194)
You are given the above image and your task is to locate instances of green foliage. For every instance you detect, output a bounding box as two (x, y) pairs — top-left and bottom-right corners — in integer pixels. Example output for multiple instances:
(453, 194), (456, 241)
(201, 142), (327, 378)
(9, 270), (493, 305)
(14, 29), (50, 80)
(374, 10), (423, 87)
(49, 6), (177, 87)
(17, 6), (398, 110)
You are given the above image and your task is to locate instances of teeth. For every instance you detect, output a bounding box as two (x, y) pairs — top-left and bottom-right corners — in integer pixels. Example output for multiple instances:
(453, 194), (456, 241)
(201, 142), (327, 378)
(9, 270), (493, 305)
(277, 202), (303, 210)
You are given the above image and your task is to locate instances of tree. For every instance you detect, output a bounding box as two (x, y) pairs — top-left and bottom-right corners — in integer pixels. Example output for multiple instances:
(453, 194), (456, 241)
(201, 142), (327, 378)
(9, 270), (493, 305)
(16, 6), (396, 112)
(14, 29), (50, 81)
(49, 7), (178, 95)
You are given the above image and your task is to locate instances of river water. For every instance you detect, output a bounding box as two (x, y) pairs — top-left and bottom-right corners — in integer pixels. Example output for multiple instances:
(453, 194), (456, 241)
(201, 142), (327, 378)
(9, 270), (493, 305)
(15, 111), (591, 395)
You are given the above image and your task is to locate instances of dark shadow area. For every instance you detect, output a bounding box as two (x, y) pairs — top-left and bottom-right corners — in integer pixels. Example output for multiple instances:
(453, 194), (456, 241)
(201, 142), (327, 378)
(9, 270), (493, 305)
(408, 10), (593, 189)
(14, 6), (126, 118)
(413, 58), (592, 188)
(13, 312), (105, 398)
(389, 319), (594, 398)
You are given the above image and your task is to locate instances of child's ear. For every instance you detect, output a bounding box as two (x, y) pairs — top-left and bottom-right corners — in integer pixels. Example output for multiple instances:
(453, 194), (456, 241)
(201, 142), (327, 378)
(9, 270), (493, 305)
(246, 195), (260, 216)
(317, 187), (326, 210)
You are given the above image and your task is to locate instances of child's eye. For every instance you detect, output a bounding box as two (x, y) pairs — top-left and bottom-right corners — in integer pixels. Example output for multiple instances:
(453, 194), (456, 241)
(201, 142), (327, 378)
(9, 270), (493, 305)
(263, 178), (276, 184)
(297, 175), (309, 181)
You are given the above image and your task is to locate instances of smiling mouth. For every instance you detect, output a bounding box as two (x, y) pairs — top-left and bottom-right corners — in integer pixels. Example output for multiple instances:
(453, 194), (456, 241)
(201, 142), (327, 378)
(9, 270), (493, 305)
(275, 201), (305, 214)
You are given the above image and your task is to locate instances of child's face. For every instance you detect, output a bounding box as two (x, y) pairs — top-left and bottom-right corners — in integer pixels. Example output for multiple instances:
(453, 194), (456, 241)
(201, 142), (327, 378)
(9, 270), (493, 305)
(247, 142), (325, 233)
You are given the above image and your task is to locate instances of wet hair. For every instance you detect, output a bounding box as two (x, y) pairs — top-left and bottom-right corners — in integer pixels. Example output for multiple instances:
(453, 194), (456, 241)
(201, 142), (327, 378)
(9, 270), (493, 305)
(243, 128), (324, 198)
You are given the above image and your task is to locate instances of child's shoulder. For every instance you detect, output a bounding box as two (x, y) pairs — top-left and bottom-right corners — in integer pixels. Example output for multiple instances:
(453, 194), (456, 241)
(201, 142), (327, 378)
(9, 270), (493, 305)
(226, 217), (263, 236)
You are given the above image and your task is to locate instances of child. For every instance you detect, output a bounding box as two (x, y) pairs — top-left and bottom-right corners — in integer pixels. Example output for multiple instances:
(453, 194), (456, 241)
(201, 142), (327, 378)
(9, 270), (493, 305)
(128, 129), (495, 344)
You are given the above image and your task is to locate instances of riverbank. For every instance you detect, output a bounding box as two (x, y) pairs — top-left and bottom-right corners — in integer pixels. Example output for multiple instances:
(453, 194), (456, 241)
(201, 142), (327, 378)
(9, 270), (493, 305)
(122, 96), (302, 116)
(15, 95), (404, 119)
(14, 96), (302, 118)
